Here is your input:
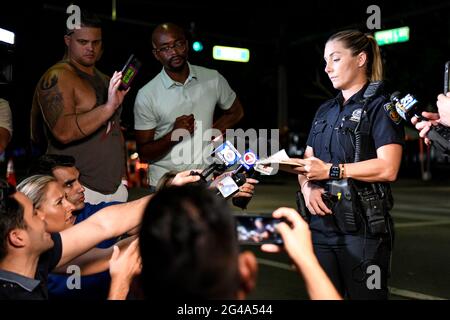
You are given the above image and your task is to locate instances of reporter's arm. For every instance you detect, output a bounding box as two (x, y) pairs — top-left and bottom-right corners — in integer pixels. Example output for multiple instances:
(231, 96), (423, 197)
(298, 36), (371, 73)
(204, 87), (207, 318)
(52, 236), (136, 275)
(56, 195), (151, 268)
(262, 207), (341, 300)
(108, 238), (141, 300)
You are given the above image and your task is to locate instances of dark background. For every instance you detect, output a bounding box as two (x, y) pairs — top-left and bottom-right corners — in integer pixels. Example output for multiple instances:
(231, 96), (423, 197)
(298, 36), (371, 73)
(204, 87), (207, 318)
(1, 0), (450, 177)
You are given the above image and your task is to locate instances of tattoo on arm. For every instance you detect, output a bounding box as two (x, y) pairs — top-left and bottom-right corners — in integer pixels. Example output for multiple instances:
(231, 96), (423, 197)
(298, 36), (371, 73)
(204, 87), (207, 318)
(40, 74), (58, 90)
(39, 74), (64, 130)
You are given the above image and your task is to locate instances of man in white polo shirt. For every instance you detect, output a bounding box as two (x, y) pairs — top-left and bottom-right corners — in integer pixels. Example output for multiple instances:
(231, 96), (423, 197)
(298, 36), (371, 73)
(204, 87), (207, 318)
(134, 23), (244, 188)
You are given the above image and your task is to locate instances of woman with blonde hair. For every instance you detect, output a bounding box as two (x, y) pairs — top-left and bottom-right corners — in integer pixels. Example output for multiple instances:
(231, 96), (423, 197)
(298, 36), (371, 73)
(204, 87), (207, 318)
(292, 30), (404, 299)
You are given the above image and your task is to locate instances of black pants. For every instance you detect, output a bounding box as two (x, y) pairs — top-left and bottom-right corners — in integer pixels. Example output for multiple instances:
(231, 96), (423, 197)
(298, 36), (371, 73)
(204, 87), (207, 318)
(312, 221), (394, 300)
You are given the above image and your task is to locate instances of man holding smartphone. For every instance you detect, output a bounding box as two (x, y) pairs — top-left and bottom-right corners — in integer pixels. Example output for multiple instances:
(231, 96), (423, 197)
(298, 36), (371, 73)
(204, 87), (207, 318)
(31, 11), (129, 204)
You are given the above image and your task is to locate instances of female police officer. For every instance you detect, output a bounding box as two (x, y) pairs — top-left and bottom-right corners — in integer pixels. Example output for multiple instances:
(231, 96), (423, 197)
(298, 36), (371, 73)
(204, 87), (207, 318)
(292, 30), (404, 299)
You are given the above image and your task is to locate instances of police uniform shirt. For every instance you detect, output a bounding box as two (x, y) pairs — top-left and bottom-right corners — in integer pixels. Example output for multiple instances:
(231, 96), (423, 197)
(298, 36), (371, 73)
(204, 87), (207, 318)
(0, 233), (62, 300)
(305, 84), (405, 238)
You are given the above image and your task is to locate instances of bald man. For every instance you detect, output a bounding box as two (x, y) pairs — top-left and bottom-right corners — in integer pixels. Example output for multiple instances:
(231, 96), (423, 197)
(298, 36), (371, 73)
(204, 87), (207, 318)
(134, 23), (244, 189)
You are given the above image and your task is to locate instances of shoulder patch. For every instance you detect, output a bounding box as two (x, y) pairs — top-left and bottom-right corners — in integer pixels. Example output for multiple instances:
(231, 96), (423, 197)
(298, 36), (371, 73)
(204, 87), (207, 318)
(350, 108), (362, 122)
(383, 102), (402, 125)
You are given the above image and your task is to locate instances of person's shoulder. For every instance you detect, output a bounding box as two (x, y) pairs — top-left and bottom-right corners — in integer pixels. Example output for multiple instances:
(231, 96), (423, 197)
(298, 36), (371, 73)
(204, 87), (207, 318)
(0, 98), (9, 108)
(316, 97), (337, 115)
(191, 64), (220, 79)
(38, 62), (78, 87)
(137, 73), (163, 96)
(367, 92), (389, 111)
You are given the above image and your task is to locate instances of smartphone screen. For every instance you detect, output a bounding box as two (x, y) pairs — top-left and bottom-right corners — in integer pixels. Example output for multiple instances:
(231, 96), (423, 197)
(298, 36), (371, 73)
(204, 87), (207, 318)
(119, 54), (142, 91)
(235, 214), (283, 245)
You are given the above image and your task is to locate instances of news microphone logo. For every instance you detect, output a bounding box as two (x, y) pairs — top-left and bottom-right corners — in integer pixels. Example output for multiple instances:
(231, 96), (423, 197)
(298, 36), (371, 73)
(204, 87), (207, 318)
(240, 149), (258, 171)
(214, 141), (242, 166)
(390, 91), (420, 121)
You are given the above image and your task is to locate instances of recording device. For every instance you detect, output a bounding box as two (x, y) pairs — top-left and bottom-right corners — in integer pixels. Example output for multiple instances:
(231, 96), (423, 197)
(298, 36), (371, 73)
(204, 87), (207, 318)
(235, 214), (283, 245)
(232, 149), (258, 209)
(119, 54), (142, 91)
(390, 91), (423, 121)
(389, 91), (450, 154)
(193, 141), (242, 182)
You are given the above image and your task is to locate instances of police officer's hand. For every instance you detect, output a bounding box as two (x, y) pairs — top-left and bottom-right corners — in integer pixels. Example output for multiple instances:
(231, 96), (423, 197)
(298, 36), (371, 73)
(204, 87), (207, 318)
(173, 114), (196, 135)
(302, 182), (332, 216)
(411, 112), (440, 145)
(298, 157), (331, 181)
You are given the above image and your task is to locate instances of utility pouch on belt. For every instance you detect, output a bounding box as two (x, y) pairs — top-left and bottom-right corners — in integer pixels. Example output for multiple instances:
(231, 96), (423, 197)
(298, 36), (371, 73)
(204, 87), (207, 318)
(325, 179), (359, 233)
(296, 190), (311, 223)
(355, 183), (389, 234)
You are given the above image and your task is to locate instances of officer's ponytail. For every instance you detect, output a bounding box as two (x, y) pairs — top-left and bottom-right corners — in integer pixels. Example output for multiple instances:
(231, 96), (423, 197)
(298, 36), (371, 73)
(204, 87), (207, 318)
(327, 30), (383, 82)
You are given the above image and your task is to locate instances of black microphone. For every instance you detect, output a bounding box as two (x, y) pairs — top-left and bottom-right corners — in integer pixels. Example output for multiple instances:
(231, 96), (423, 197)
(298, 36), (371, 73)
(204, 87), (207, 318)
(191, 140), (242, 182)
(391, 91), (450, 154)
(390, 91), (424, 121)
(231, 150), (258, 210)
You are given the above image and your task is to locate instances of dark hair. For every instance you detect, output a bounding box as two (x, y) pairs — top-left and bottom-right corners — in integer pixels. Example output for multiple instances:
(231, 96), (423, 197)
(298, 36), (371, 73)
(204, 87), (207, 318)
(28, 154), (76, 176)
(327, 30), (383, 81)
(0, 180), (23, 261)
(139, 184), (240, 299)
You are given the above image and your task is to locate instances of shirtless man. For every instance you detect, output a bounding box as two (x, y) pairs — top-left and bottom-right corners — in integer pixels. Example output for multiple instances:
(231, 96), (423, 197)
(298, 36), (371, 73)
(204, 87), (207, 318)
(30, 12), (129, 204)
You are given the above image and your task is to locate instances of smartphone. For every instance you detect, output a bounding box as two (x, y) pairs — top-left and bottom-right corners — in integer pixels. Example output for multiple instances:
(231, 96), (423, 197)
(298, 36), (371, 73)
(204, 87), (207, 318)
(235, 214), (283, 245)
(119, 54), (142, 91)
(444, 61), (450, 94)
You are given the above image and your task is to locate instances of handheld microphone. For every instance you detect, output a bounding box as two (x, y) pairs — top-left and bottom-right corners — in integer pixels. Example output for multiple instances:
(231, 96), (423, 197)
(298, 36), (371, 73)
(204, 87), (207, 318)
(390, 91), (450, 154)
(390, 91), (423, 121)
(232, 150), (259, 209)
(193, 140), (242, 182)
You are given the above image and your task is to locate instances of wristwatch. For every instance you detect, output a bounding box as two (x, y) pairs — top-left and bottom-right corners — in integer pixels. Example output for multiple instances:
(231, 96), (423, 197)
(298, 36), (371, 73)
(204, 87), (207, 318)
(329, 164), (341, 180)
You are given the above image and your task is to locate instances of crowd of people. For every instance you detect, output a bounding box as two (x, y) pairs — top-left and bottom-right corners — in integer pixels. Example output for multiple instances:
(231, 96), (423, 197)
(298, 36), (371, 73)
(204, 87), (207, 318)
(1, 9), (450, 301)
